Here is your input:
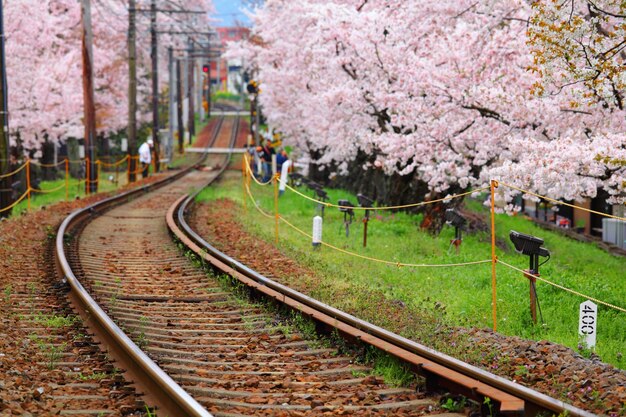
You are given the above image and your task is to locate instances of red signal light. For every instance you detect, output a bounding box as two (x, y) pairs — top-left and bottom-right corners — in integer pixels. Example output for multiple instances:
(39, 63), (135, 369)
(202, 65), (209, 73)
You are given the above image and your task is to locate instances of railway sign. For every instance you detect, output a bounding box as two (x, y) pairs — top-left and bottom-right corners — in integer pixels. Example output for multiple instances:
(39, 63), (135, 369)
(578, 300), (597, 349)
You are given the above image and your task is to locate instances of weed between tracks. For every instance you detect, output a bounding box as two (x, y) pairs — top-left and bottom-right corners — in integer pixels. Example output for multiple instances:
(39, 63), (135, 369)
(32, 312), (80, 328)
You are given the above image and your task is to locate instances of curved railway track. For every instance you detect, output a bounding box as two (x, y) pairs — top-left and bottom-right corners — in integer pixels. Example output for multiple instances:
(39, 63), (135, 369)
(54, 115), (597, 417)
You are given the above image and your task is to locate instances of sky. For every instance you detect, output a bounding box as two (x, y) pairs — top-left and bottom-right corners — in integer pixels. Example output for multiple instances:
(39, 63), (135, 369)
(211, 0), (252, 27)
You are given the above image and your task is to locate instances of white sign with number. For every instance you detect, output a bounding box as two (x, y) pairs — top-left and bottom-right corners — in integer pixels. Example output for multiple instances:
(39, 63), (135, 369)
(579, 300), (597, 349)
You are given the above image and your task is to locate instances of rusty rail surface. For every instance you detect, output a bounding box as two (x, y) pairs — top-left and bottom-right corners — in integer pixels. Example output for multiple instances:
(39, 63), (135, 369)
(169, 174), (597, 417)
(54, 116), (228, 417)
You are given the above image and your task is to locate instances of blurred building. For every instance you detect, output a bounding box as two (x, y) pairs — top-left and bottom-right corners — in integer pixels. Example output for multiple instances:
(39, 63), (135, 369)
(211, 27), (249, 95)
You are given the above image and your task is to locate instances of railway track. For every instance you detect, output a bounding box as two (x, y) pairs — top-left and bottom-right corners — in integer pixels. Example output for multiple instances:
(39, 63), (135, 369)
(54, 115), (597, 416)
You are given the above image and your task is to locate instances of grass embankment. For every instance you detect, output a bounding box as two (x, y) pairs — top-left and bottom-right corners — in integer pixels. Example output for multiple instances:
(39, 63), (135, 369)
(11, 178), (119, 216)
(196, 174), (625, 369)
(10, 150), (201, 216)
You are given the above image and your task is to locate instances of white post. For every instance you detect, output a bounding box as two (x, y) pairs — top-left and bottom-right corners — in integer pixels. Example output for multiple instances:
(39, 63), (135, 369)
(279, 160), (291, 195)
(312, 215), (323, 248)
(256, 154), (262, 176)
(271, 154), (277, 176)
(579, 300), (597, 349)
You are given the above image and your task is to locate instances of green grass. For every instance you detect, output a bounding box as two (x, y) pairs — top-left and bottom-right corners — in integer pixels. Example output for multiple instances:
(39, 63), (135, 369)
(7, 144), (203, 217)
(212, 91), (243, 102)
(197, 174), (626, 369)
(11, 177), (119, 216)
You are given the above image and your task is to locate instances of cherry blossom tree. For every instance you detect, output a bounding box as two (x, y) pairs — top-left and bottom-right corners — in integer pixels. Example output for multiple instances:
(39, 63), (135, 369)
(528, 0), (626, 109)
(229, 0), (625, 232)
(4, 0), (213, 156)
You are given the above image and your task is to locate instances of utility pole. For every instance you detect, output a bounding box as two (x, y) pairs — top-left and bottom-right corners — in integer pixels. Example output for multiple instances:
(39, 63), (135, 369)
(187, 39), (195, 143)
(207, 58), (211, 118)
(197, 60), (204, 122)
(176, 59), (184, 154)
(128, 0), (137, 182)
(0, 1), (11, 216)
(80, 0), (97, 193)
(168, 46), (175, 162)
(150, 0), (161, 171)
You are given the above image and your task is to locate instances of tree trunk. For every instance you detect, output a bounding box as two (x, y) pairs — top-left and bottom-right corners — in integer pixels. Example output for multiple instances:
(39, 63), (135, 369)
(419, 189), (465, 235)
(40, 139), (56, 181)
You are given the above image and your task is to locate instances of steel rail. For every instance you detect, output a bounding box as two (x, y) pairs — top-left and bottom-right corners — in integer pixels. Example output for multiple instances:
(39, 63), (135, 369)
(54, 117), (228, 417)
(170, 177), (597, 417)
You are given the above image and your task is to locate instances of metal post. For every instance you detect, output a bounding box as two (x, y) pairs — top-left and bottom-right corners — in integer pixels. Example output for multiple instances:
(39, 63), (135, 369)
(182, 54), (188, 140)
(176, 59), (184, 154)
(80, 0), (98, 194)
(168, 47), (175, 163)
(150, 0), (161, 171)
(526, 271), (538, 323)
(207, 58), (211, 118)
(0, 0), (11, 216)
(242, 153), (247, 213)
(128, 0), (138, 182)
(187, 38), (195, 143)
(197, 59), (204, 121)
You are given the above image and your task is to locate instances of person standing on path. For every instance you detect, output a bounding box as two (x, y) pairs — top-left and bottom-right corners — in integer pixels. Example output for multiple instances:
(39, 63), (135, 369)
(138, 139), (153, 178)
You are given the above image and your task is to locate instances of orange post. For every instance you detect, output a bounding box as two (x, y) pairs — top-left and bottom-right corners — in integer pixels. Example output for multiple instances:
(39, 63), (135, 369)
(242, 154), (248, 212)
(96, 160), (101, 191)
(115, 159), (119, 187)
(85, 157), (90, 196)
(127, 155), (131, 183)
(65, 159), (69, 201)
(273, 173), (279, 243)
(490, 179), (498, 331)
(26, 159), (31, 210)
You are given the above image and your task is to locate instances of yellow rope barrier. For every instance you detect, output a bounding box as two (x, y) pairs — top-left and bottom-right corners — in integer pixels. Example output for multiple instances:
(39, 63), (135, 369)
(30, 183), (67, 194)
(245, 180), (273, 219)
(0, 162), (27, 179)
(72, 179), (87, 186)
(99, 155), (129, 168)
(0, 190), (29, 213)
(498, 181), (626, 222)
(281, 214), (492, 268)
(245, 161), (490, 210)
(284, 183), (490, 211)
(245, 181), (492, 268)
(30, 160), (67, 168)
(245, 163), (274, 186)
(497, 259), (626, 314)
